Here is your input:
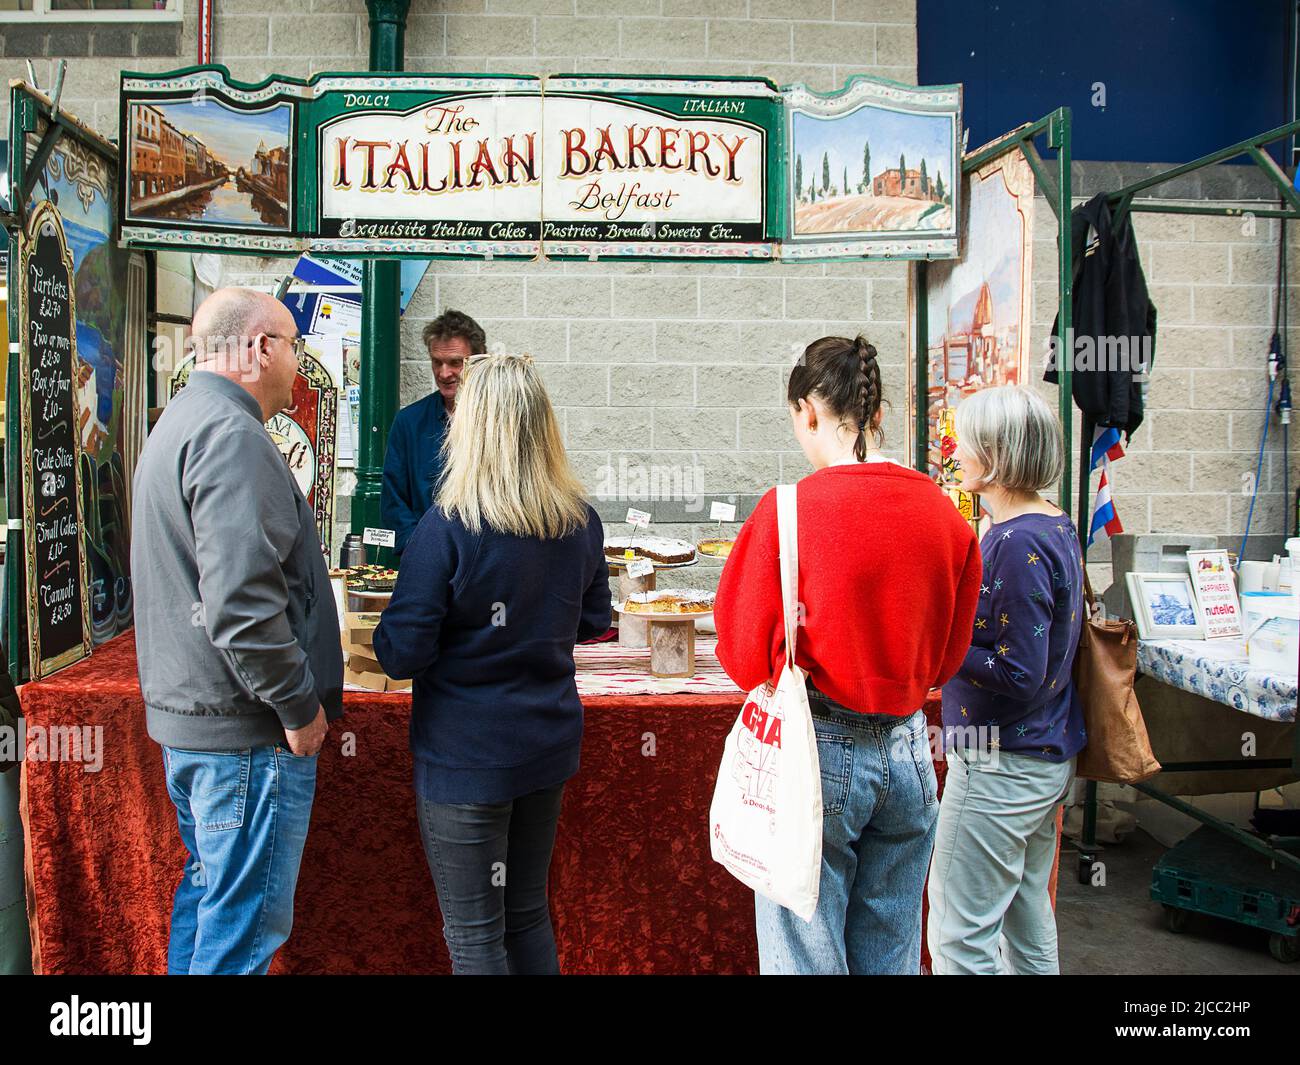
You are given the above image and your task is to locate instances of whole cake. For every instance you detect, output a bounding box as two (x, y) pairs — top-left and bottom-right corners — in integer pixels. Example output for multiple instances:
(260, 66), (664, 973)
(622, 589), (715, 615)
(697, 538), (734, 558)
(604, 535), (696, 565)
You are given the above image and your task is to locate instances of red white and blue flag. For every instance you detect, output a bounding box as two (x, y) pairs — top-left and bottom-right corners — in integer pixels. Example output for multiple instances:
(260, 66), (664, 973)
(1088, 426), (1125, 546)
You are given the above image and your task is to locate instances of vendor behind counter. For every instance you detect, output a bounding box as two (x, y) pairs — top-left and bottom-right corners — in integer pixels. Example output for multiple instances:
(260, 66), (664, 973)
(380, 309), (486, 557)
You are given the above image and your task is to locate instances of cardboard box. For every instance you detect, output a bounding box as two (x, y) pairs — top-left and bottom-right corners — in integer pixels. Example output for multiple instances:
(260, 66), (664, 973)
(344, 612), (381, 645)
(344, 666), (388, 691)
(346, 650), (383, 674)
(343, 635), (378, 660)
(385, 676), (412, 692)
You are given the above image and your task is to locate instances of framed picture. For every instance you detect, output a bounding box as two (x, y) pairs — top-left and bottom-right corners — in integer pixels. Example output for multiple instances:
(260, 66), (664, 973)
(1126, 572), (1204, 641)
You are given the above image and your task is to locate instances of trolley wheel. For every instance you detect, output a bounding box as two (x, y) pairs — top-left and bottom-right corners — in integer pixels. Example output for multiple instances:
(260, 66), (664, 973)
(1163, 905), (1191, 933)
(1268, 933), (1298, 963)
(1076, 852), (1095, 886)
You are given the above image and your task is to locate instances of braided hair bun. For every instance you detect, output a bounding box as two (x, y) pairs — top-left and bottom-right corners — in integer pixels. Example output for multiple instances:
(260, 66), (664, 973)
(787, 334), (887, 461)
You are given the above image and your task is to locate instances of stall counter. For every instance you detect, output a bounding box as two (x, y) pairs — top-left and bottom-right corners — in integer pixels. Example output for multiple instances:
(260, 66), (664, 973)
(19, 630), (1017, 974)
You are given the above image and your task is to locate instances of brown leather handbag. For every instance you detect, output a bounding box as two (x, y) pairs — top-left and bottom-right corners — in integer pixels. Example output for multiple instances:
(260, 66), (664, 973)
(1073, 570), (1161, 784)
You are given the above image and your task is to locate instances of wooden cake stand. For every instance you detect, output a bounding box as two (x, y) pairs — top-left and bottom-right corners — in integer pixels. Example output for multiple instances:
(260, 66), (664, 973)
(606, 556), (697, 648)
(613, 603), (712, 678)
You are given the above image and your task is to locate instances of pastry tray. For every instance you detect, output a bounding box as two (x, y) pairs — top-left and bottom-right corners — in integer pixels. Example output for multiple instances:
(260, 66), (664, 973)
(614, 601), (714, 622)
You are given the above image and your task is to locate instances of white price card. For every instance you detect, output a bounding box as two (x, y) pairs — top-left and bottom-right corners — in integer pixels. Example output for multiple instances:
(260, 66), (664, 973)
(363, 527), (396, 548)
(627, 558), (655, 579)
(709, 501), (737, 522)
(625, 508), (651, 528)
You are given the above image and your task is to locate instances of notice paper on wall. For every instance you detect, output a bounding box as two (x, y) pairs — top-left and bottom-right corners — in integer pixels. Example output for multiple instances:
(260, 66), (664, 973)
(281, 286), (361, 466)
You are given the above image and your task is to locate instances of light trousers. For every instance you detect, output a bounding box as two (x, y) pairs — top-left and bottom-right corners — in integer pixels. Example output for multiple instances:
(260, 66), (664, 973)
(927, 747), (1074, 975)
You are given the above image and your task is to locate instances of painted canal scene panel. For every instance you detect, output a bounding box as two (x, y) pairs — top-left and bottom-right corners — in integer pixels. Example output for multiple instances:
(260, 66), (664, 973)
(782, 77), (961, 260)
(125, 93), (294, 231)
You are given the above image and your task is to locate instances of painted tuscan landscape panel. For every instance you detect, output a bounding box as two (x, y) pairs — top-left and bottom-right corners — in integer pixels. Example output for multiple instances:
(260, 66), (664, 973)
(790, 103), (955, 238)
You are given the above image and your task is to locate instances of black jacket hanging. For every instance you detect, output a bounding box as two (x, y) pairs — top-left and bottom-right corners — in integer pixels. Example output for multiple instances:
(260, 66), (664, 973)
(1044, 192), (1156, 437)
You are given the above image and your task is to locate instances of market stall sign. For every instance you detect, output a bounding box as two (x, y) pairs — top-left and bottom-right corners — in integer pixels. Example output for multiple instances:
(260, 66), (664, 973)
(18, 201), (93, 678)
(117, 67), (961, 262)
(118, 69), (784, 260)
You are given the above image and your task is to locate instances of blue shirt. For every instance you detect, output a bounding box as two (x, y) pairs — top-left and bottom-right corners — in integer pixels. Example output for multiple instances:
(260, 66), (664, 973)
(941, 512), (1087, 762)
(380, 393), (449, 556)
(371, 502), (612, 804)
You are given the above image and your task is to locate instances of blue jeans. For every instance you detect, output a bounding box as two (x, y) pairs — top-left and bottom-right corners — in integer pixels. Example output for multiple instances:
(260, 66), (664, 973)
(754, 693), (939, 975)
(163, 745), (318, 975)
(416, 784), (565, 975)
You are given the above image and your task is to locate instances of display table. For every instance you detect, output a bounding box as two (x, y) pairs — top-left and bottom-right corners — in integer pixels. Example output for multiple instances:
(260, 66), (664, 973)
(19, 630), (1022, 974)
(1137, 638), (1297, 724)
(1130, 638), (1300, 950)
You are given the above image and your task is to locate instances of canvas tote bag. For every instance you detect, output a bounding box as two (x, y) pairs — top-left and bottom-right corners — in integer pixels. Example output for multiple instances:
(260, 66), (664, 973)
(709, 484), (823, 921)
(1074, 568), (1162, 784)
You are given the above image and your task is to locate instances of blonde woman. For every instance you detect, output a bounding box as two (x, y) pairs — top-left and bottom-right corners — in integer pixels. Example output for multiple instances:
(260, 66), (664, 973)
(927, 385), (1086, 975)
(373, 354), (610, 976)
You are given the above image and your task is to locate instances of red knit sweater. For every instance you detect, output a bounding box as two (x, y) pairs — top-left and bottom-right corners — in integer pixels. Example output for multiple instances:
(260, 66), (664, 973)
(714, 462), (982, 716)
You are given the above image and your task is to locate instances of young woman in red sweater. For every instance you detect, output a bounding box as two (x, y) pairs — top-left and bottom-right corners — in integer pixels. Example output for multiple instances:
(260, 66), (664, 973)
(714, 335), (982, 975)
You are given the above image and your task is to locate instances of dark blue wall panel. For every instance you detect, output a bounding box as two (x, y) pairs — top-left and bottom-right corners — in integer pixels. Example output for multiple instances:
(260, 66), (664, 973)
(918, 0), (1291, 164)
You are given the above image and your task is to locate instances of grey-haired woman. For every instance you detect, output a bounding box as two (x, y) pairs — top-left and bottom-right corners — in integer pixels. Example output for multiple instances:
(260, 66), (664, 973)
(927, 385), (1087, 975)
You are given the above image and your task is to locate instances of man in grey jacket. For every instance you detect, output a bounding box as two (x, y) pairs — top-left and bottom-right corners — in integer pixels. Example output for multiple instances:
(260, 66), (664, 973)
(131, 287), (343, 975)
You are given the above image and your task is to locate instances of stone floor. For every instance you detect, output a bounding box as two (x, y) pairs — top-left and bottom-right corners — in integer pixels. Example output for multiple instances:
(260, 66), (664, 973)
(1056, 829), (1299, 975)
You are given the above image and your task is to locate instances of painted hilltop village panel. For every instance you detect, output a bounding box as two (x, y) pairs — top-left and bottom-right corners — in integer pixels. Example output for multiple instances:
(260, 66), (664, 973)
(126, 95), (292, 231)
(782, 77), (961, 259)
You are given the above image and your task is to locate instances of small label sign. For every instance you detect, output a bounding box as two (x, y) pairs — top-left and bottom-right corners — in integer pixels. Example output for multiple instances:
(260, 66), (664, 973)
(363, 527), (396, 548)
(627, 558), (655, 579)
(709, 501), (737, 522)
(625, 508), (651, 528)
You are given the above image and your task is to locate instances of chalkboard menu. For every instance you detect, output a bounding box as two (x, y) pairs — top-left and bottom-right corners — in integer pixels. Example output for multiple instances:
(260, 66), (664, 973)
(18, 201), (92, 677)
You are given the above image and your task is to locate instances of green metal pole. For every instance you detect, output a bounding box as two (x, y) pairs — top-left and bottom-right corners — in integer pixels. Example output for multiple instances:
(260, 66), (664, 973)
(1052, 107), (1073, 523)
(353, 1), (410, 559)
(1047, 107), (1097, 883)
(914, 261), (928, 473)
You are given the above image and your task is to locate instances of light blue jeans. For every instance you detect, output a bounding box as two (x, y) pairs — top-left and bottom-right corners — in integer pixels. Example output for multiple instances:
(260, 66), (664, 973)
(754, 693), (939, 975)
(163, 745), (317, 975)
(926, 747), (1075, 975)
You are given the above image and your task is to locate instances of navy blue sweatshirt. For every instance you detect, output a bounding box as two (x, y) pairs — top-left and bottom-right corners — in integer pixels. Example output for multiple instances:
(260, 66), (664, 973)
(372, 502), (611, 803)
(380, 393), (449, 557)
(941, 512), (1087, 762)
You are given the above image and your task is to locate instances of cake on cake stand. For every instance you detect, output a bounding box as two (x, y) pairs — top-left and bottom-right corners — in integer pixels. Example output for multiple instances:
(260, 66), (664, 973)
(613, 599), (713, 678)
(606, 555), (698, 648)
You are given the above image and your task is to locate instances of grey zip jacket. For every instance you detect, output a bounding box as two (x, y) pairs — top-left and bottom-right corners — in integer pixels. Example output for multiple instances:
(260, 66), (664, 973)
(130, 371), (344, 750)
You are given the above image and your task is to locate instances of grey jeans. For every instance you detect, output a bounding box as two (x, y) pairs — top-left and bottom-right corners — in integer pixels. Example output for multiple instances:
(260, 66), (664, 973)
(416, 783), (566, 975)
(927, 747), (1075, 975)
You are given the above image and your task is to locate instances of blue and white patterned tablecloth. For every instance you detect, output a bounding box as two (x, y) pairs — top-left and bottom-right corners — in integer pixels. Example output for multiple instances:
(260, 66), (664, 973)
(1137, 639), (1297, 723)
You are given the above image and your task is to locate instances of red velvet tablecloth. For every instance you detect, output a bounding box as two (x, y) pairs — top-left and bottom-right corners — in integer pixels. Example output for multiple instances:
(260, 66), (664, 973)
(19, 631), (1052, 974)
